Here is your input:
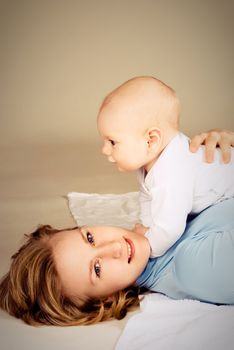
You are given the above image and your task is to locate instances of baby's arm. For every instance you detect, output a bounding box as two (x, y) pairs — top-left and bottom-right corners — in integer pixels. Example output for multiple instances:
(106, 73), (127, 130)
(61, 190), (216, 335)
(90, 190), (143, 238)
(138, 185), (152, 228)
(190, 129), (234, 163)
(142, 183), (193, 258)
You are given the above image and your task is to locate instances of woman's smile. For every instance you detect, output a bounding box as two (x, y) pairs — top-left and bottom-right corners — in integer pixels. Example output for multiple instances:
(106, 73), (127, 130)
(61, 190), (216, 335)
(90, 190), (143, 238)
(124, 237), (135, 263)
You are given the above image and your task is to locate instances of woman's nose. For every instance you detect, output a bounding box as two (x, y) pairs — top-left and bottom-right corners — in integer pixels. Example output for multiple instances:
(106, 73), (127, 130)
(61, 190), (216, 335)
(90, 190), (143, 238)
(97, 241), (122, 259)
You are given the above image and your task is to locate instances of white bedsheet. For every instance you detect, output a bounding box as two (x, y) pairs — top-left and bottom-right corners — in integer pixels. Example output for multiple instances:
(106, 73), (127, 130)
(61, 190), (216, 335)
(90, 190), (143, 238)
(68, 191), (140, 228)
(116, 293), (234, 350)
(68, 192), (234, 350)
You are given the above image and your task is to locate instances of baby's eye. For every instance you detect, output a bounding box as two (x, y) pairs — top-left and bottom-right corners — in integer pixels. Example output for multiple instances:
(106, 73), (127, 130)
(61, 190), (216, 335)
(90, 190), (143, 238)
(94, 260), (101, 278)
(86, 231), (95, 245)
(109, 139), (115, 146)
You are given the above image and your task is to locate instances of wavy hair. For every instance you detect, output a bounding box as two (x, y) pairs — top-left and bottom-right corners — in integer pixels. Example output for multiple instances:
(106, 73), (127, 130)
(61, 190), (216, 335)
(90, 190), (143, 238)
(0, 225), (141, 326)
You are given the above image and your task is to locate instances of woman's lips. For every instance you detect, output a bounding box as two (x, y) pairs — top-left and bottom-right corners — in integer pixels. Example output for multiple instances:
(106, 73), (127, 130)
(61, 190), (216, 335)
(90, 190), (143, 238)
(124, 238), (135, 263)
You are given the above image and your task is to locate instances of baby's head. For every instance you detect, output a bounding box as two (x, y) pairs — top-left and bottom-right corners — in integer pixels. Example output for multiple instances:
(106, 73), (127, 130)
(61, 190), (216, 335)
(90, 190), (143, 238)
(97, 76), (180, 172)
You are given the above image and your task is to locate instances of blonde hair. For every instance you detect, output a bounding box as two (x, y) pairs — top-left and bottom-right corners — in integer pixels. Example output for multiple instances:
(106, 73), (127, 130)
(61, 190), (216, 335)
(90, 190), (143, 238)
(0, 225), (141, 326)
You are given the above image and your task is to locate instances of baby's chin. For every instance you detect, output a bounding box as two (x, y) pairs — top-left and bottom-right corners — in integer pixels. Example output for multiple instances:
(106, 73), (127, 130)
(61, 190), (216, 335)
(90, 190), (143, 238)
(116, 164), (136, 172)
(117, 166), (126, 172)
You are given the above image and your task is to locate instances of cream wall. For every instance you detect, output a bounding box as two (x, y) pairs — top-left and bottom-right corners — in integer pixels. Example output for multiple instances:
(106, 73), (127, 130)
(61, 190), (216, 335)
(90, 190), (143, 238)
(0, 0), (233, 146)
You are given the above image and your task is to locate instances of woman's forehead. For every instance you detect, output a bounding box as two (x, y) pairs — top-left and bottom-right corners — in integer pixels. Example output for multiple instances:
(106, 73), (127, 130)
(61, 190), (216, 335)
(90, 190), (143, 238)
(51, 229), (90, 295)
(50, 229), (82, 263)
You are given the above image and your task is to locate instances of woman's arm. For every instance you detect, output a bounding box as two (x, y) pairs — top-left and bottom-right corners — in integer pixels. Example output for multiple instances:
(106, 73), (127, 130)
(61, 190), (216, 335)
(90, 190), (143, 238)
(189, 129), (234, 163)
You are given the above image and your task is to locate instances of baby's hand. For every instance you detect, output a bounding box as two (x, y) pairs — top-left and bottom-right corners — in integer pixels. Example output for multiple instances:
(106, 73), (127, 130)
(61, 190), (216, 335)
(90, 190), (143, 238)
(190, 129), (234, 163)
(133, 223), (148, 235)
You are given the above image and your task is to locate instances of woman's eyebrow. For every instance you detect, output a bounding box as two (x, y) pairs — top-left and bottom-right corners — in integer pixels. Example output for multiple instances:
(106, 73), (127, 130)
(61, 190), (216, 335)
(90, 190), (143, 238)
(78, 228), (87, 244)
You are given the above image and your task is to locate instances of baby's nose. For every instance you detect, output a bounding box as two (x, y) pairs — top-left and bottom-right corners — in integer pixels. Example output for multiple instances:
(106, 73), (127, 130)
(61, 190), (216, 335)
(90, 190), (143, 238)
(98, 241), (122, 259)
(102, 141), (111, 156)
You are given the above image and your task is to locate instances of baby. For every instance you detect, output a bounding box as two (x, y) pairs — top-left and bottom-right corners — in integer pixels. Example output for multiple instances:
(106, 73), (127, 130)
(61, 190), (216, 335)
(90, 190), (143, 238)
(97, 76), (234, 257)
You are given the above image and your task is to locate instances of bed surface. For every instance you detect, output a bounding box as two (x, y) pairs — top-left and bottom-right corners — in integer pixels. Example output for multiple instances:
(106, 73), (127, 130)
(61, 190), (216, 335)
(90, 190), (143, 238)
(0, 143), (138, 350)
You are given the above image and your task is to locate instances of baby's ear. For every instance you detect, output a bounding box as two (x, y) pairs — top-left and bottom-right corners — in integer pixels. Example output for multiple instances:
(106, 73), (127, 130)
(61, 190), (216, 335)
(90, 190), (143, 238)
(146, 127), (161, 149)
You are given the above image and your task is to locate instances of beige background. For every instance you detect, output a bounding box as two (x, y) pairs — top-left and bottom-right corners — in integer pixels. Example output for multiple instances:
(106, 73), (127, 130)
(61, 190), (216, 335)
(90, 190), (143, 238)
(0, 2), (233, 349)
(0, 0), (234, 147)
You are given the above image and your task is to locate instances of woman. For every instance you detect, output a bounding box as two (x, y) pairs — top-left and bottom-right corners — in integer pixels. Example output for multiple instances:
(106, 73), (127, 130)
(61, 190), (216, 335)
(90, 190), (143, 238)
(0, 130), (234, 326)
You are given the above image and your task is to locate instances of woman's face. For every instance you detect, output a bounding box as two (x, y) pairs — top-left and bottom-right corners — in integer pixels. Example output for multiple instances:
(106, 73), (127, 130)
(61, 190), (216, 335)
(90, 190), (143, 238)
(50, 226), (151, 299)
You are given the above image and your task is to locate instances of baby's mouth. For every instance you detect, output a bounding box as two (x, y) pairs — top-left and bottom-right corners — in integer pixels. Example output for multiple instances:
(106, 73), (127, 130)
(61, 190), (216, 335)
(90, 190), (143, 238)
(108, 156), (115, 163)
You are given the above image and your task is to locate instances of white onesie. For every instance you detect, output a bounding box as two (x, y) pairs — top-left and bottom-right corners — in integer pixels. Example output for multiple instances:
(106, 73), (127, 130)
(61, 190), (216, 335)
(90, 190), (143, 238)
(137, 132), (234, 257)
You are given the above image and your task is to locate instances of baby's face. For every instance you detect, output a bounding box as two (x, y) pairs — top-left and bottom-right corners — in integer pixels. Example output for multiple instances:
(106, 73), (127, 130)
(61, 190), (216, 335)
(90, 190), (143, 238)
(51, 226), (151, 299)
(97, 102), (152, 172)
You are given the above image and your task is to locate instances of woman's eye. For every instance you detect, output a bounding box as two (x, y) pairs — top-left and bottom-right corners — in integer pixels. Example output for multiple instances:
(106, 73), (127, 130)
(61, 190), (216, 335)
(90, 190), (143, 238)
(86, 231), (95, 245)
(94, 260), (101, 278)
(109, 140), (115, 146)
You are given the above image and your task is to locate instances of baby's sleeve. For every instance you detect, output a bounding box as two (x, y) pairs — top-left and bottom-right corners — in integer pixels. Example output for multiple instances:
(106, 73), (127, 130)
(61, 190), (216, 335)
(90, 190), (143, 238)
(145, 183), (193, 257)
(139, 188), (152, 227)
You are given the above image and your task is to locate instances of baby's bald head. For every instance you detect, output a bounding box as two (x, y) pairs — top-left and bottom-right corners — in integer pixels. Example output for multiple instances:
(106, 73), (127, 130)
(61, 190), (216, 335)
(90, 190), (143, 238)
(97, 77), (180, 172)
(98, 76), (180, 132)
